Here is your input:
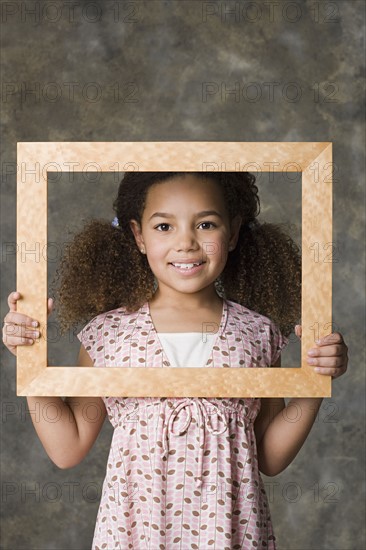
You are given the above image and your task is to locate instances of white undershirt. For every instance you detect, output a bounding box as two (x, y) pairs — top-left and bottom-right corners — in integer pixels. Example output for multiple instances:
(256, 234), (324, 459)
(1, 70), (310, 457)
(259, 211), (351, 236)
(158, 332), (217, 368)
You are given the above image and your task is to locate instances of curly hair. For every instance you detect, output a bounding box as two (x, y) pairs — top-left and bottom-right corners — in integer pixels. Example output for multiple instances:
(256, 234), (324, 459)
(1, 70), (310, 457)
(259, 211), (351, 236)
(52, 172), (301, 337)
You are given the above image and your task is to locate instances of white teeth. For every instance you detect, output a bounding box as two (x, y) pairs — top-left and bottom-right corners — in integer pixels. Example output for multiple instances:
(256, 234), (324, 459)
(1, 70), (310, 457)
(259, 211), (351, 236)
(172, 262), (202, 269)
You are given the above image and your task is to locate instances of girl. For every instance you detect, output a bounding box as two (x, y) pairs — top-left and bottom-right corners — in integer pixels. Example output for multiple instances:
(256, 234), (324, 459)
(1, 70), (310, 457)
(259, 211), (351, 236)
(3, 172), (348, 550)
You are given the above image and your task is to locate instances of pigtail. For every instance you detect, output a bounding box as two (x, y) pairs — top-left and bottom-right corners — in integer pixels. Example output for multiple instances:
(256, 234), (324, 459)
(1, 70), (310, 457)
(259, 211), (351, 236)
(222, 221), (301, 338)
(51, 219), (155, 336)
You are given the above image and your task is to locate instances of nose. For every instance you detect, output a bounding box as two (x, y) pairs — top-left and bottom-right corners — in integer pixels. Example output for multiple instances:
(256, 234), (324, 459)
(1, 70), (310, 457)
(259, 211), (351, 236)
(175, 227), (199, 252)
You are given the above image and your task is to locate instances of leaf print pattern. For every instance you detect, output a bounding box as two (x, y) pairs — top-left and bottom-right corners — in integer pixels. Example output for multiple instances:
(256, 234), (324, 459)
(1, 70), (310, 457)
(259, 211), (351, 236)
(77, 299), (289, 549)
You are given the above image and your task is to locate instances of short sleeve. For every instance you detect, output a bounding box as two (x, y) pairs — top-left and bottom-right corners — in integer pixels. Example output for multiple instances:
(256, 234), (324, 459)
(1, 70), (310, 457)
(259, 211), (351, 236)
(268, 321), (289, 366)
(77, 315), (104, 365)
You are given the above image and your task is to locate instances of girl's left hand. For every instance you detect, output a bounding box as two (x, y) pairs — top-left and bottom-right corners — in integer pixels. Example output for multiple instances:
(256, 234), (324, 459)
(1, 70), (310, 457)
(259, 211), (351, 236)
(295, 325), (349, 379)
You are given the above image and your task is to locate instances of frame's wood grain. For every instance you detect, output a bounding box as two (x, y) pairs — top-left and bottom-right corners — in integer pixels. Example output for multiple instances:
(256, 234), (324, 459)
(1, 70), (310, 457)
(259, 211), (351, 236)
(16, 142), (332, 397)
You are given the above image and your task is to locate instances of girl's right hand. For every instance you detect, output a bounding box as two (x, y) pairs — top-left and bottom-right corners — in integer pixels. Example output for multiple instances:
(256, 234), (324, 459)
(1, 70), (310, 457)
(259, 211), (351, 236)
(2, 291), (54, 357)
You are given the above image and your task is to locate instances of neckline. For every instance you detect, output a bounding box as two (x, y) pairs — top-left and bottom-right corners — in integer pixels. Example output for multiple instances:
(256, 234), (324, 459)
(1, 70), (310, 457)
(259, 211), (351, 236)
(144, 298), (228, 368)
(158, 332), (218, 336)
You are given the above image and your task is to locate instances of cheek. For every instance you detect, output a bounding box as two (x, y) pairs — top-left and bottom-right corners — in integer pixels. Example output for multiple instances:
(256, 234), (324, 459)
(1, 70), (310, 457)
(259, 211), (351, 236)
(204, 249), (227, 268)
(146, 242), (166, 262)
(208, 235), (228, 259)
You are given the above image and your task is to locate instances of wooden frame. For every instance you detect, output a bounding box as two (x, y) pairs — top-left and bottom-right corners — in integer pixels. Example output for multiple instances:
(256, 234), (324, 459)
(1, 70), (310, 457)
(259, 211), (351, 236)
(16, 141), (332, 397)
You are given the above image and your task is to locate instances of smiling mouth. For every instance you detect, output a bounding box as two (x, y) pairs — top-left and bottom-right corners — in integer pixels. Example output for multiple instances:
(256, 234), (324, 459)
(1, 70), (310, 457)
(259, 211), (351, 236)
(169, 261), (205, 269)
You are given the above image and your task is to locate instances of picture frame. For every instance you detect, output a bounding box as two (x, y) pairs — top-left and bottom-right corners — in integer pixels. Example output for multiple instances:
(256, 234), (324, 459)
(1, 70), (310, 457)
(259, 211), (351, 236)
(16, 141), (332, 397)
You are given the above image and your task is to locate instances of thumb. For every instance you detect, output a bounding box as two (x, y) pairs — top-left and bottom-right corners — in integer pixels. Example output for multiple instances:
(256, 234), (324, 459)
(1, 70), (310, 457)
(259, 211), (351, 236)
(295, 324), (302, 339)
(8, 291), (21, 312)
(47, 298), (54, 318)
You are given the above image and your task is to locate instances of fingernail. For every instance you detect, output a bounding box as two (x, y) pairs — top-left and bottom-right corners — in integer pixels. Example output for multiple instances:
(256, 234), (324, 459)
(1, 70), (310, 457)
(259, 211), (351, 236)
(315, 339), (321, 344)
(32, 321), (39, 327)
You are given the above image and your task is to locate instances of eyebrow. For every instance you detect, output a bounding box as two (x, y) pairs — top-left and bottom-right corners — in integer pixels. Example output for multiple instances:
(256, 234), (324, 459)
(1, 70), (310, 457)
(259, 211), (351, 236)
(148, 210), (223, 221)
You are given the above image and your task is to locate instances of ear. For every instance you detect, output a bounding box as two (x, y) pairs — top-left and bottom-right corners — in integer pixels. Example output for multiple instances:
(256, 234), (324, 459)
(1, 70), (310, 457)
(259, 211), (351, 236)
(129, 219), (145, 250)
(228, 215), (242, 250)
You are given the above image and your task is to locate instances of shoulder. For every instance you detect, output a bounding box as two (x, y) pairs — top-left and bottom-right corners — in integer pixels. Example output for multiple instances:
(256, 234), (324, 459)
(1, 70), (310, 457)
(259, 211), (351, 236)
(77, 304), (145, 343)
(226, 299), (276, 330)
(225, 299), (289, 366)
(225, 299), (289, 353)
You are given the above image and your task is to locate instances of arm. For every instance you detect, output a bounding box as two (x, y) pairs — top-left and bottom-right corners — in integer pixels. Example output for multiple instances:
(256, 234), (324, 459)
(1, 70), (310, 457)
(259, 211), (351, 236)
(3, 291), (107, 469)
(254, 355), (323, 477)
(255, 326), (349, 476)
(27, 344), (107, 469)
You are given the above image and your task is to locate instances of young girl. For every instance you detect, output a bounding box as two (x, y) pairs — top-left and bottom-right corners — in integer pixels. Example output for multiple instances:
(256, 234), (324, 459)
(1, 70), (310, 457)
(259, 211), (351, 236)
(3, 172), (348, 550)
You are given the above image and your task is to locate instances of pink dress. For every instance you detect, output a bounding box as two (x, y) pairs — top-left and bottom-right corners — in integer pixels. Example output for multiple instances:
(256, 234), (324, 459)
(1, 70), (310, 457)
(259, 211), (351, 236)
(77, 298), (289, 550)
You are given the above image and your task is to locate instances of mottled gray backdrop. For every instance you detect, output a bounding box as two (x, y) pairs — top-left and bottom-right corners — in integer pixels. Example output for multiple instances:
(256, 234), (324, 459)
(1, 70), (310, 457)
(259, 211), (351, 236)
(1, 1), (365, 549)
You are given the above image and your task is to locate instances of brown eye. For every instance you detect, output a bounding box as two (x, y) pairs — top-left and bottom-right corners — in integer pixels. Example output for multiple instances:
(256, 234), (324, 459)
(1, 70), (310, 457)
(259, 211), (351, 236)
(155, 223), (171, 232)
(198, 222), (216, 230)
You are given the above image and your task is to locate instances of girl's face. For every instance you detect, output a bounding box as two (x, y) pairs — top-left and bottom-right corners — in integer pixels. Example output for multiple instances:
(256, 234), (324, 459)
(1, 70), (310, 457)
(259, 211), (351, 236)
(130, 175), (241, 300)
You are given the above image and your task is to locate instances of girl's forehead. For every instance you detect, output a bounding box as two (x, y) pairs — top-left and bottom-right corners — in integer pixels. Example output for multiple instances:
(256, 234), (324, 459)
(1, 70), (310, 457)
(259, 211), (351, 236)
(145, 176), (224, 207)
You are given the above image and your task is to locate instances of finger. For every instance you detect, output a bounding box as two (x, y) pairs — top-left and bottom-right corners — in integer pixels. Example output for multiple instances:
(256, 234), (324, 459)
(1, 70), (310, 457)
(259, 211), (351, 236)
(47, 298), (54, 317)
(2, 322), (38, 348)
(315, 332), (344, 346)
(5, 292), (39, 327)
(307, 356), (344, 368)
(3, 323), (40, 340)
(4, 312), (39, 328)
(314, 366), (347, 378)
(7, 291), (21, 312)
(307, 344), (345, 357)
(295, 325), (302, 339)
(3, 333), (36, 346)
